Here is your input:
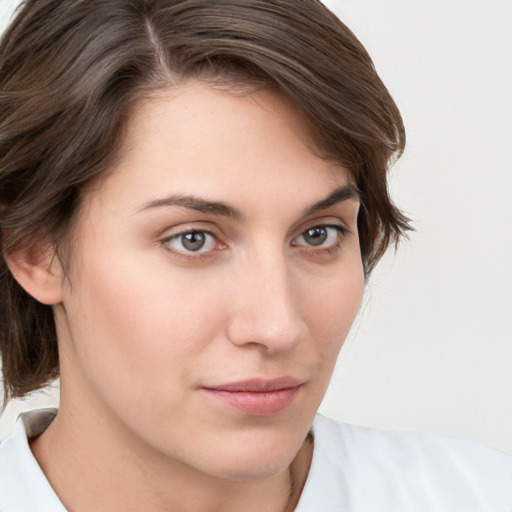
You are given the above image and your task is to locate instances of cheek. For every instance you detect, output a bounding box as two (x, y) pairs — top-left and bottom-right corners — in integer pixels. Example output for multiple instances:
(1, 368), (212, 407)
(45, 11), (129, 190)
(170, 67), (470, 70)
(300, 260), (364, 360)
(61, 249), (224, 411)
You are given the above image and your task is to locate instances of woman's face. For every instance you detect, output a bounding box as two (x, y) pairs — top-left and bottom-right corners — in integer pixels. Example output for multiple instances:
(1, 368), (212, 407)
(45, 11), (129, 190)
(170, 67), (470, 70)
(55, 82), (364, 480)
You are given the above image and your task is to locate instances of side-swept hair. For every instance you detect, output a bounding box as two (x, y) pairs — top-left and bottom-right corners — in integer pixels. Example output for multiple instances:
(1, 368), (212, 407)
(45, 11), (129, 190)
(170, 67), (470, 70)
(0, 0), (409, 401)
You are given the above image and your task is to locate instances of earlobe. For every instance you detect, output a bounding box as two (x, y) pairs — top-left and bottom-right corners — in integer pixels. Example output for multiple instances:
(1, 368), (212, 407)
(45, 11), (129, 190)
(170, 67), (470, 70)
(5, 243), (64, 306)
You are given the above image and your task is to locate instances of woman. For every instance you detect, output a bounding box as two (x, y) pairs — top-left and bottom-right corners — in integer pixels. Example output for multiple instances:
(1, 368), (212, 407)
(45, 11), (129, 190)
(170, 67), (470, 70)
(0, 1), (511, 511)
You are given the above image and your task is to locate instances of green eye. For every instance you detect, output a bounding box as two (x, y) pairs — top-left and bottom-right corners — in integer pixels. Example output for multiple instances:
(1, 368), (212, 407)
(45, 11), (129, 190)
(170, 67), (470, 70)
(166, 230), (216, 253)
(294, 225), (346, 248)
(181, 232), (207, 251)
(302, 227), (329, 246)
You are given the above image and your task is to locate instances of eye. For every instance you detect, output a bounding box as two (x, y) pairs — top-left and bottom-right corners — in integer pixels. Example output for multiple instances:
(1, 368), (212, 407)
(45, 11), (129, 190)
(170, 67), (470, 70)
(164, 230), (217, 254)
(292, 225), (347, 249)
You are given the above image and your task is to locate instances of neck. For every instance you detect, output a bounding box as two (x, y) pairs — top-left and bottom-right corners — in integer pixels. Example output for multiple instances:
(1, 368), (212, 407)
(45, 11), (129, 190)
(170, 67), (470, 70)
(30, 396), (313, 512)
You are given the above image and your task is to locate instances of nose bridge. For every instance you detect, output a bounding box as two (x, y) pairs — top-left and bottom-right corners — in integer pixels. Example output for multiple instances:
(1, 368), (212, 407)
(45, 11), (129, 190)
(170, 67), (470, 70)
(227, 247), (306, 351)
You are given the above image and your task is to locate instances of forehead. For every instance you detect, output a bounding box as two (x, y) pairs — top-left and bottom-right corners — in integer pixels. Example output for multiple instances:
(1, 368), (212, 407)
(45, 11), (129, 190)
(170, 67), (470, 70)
(86, 81), (351, 217)
(121, 81), (324, 163)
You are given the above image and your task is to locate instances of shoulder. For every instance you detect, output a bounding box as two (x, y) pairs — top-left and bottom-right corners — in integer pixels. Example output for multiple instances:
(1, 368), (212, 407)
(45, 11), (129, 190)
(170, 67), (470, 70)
(295, 414), (512, 512)
(0, 408), (66, 512)
(313, 413), (512, 476)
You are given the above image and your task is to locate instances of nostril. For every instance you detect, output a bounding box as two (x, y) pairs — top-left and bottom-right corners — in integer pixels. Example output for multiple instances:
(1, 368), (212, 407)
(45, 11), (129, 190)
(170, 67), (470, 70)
(226, 299), (306, 352)
(226, 259), (307, 350)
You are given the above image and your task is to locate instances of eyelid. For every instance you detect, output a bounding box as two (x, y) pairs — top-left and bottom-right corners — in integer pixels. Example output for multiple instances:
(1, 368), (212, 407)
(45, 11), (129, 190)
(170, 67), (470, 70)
(167, 230), (216, 251)
(296, 217), (351, 238)
(157, 218), (351, 263)
(159, 225), (227, 261)
(292, 223), (349, 246)
(156, 219), (221, 238)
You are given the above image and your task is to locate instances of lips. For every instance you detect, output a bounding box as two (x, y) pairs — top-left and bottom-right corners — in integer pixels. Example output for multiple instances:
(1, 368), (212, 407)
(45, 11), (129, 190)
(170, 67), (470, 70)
(201, 377), (303, 416)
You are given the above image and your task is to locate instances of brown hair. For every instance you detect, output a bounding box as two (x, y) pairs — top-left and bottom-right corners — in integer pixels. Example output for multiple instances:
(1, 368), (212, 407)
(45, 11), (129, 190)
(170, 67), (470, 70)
(0, 0), (410, 401)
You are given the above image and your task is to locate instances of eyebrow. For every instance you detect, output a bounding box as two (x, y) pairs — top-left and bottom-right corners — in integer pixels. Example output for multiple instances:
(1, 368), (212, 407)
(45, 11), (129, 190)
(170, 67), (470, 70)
(139, 184), (360, 220)
(140, 194), (244, 220)
(302, 184), (361, 216)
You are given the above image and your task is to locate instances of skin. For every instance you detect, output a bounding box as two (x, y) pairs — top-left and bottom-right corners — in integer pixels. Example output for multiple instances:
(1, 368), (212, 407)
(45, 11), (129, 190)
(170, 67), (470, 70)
(26, 82), (364, 511)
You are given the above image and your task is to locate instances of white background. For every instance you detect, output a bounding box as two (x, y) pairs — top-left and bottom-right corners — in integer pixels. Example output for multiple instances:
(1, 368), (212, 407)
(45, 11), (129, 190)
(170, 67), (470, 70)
(1, 1), (511, 453)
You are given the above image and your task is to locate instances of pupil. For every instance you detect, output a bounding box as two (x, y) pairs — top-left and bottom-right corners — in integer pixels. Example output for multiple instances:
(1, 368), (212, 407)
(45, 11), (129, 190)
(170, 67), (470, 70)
(304, 227), (327, 246)
(182, 232), (206, 251)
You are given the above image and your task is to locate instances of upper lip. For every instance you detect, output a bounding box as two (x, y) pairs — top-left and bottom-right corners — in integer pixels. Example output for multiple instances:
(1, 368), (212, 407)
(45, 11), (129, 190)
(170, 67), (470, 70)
(203, 377), (304, 392)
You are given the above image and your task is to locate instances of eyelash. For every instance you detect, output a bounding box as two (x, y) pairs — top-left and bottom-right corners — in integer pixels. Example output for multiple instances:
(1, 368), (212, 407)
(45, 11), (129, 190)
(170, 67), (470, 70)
(161, 229), (223, 262)
(291, 224), (349, 257)
(160, 223), (350, 262)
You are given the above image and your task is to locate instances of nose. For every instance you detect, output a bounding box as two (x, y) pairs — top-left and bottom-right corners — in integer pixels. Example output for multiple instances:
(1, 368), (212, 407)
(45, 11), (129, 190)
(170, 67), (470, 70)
(225, 252), (307, 353)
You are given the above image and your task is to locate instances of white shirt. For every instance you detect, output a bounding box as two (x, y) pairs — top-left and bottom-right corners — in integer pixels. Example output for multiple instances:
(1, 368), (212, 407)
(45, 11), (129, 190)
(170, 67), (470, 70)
(1, 409), (512, 511)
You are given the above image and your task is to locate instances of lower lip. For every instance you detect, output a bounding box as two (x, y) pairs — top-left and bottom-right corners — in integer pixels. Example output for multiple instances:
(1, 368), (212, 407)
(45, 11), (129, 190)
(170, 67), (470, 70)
(202, 387), (300, 417)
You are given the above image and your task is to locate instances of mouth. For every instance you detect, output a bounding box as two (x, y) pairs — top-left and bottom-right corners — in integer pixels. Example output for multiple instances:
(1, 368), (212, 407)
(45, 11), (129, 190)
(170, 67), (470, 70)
(201, 377), (303, 417)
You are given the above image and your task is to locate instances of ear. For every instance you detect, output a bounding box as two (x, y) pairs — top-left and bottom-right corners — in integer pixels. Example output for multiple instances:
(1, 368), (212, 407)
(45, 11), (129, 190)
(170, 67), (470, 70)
(5, 242), (64, 305)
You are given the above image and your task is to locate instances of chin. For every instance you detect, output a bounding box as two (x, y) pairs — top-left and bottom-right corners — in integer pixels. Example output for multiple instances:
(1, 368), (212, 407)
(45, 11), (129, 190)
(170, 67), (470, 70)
(198, 433), (302, 482)
(208, 455), (293, 482)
